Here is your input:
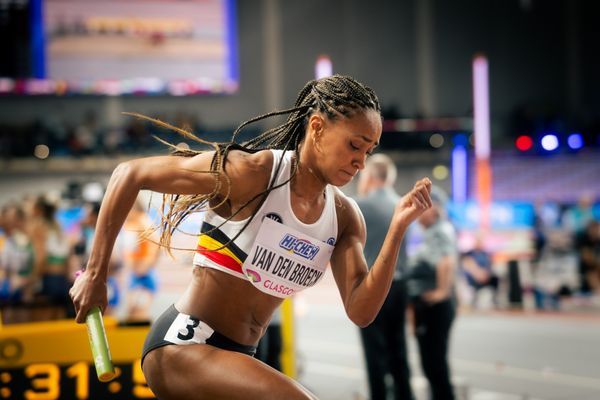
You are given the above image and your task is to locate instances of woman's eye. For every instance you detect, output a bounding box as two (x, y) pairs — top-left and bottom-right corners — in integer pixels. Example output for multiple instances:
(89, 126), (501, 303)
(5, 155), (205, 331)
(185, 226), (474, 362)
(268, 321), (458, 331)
(350, 142), (359, 151)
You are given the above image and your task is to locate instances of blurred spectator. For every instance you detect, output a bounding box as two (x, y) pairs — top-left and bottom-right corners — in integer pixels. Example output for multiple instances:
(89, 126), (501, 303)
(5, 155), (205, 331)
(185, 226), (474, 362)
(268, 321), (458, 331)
(71, 111), (100, 155)
(355, 153), (414, 400)
(125, 118), (155, 151)
(460, 234), (499, 308)
(72, 202), (102, 263)
(563, 194), (596, 236)
(119, 198), (160, 322)
(406, 186), (458, 400)
(102, 126), (126, 155)
(531, 201), (549, 265)
(531, 228), (578, 311)
(564, 195), (599, 294)
(575, 220), (600, 296)
(39, 115), (70, 156)
(407, 186), (458, 400)
(0, 203), (35, 323)
(29, 196), (72, 320)
(0, 111), (208, 159)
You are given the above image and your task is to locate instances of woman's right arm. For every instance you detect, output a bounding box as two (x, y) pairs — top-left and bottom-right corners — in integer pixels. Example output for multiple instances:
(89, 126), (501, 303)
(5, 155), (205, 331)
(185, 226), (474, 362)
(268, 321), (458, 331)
(70, 151), (224, 322)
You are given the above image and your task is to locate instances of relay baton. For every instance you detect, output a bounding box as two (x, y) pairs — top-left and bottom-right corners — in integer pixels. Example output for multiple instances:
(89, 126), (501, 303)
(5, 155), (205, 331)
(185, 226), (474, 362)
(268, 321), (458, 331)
(74, 269), (116, 382)
(85, 306), (116, 382)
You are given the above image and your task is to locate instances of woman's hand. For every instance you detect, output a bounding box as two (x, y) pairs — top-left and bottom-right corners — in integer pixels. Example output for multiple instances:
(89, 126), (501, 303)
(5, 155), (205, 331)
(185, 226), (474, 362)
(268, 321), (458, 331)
(69, 270), (108, 323)
(394, 178), (432, 225)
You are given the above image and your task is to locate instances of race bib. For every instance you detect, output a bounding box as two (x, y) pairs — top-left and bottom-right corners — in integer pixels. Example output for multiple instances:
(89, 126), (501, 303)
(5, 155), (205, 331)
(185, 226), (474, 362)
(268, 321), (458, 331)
(242, 218), (334, 298)
(164, 312), (215, 345)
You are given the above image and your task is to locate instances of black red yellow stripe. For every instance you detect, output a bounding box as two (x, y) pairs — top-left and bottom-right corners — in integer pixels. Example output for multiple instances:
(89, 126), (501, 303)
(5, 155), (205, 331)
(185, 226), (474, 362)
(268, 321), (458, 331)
(196, 222), (248, 274)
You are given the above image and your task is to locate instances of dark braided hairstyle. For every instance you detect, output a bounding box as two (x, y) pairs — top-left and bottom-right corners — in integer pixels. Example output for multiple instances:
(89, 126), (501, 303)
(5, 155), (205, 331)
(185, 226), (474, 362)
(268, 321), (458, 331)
(127, 74), (380, 251)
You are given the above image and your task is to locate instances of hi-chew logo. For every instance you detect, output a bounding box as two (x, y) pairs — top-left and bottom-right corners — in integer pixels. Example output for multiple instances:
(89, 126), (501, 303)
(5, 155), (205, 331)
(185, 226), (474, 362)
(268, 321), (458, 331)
(279, 234), (320, 260)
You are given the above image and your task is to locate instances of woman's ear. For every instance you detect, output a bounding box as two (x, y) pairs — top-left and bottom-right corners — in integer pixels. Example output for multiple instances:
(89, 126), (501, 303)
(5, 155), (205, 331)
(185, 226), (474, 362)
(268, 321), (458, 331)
(308, 114), (324, 136)
(308, 114), (326, 151)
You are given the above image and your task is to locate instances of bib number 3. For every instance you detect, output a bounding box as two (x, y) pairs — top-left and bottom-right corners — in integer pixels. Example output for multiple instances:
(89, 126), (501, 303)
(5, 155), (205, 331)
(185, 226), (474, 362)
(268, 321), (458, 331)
(177, 317), (200, 341)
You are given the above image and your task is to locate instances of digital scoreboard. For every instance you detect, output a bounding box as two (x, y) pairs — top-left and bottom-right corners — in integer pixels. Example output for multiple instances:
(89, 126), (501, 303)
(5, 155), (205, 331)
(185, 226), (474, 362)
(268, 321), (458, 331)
(0, 318), (154, 399)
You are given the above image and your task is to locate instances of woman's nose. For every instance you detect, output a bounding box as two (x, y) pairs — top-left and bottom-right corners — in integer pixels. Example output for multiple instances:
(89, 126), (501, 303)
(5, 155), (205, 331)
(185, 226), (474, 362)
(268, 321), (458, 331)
(352, 153), (366, 170)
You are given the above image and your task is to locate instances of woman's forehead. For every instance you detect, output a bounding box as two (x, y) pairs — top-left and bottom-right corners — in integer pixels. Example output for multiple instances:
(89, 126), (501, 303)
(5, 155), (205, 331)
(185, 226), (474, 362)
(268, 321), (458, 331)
(345, 111), (382, 140)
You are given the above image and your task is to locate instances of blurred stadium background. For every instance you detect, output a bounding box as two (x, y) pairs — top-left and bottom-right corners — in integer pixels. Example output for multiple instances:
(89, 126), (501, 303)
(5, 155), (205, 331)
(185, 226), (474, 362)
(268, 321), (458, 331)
(1, 0), (600, 399)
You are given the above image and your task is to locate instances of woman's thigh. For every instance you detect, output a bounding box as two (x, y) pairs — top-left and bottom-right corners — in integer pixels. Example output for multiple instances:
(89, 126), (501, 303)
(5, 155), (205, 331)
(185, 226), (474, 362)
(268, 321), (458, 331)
(143, 344), (317, 400)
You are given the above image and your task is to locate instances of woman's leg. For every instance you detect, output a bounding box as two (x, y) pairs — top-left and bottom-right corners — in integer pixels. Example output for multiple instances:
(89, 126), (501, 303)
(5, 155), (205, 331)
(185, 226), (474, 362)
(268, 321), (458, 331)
(143, 343), (318, 400)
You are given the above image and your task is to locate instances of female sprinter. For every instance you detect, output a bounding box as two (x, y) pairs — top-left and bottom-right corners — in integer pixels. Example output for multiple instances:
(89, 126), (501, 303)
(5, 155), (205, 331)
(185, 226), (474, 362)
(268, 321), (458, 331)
(70, 75), (432, 400)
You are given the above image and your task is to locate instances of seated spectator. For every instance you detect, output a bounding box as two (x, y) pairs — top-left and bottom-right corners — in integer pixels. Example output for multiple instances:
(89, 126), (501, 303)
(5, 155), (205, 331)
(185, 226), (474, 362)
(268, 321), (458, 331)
(460, 235), (499, 308)
(531, 229), (578, 311)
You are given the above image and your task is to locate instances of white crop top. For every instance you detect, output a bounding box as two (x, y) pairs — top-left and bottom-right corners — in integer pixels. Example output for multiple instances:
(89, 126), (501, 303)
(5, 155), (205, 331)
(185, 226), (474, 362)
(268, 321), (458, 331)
(193, 149), (338, 298)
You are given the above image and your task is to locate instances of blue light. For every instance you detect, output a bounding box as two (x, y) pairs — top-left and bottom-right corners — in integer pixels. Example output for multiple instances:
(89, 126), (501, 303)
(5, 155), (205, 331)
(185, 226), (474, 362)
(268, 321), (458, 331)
(541, 134), (559, 151)
(30, 0), (46, 79)
(451, 145), (467, 203)
(453, 133), (469, 147)
(567, 133), (583, 150)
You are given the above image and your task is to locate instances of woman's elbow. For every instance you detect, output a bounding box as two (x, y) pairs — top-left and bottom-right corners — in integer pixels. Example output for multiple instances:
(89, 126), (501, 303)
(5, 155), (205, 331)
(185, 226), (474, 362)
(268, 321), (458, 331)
(112, 160), (139, 186)
(347, 309), (376, 328)
(114, 160), (134, 177)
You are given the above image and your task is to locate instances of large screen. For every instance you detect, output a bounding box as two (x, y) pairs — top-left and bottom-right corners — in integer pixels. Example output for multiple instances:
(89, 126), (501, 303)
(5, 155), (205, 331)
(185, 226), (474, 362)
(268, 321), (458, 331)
(0, 0), (238, 95)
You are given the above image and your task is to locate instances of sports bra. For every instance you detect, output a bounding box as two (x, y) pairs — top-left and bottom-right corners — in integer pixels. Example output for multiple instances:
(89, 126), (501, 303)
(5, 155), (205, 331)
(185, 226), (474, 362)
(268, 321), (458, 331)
(193, 149), (338, 298)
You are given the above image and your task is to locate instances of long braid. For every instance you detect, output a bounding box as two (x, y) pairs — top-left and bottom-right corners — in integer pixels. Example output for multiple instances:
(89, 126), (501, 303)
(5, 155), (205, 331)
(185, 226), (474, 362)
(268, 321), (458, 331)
(131, 75), (380, 251)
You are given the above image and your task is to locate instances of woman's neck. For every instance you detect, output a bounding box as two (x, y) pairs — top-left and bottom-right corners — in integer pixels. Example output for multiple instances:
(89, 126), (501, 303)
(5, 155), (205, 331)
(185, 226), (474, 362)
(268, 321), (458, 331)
(291, 151), (327, 203)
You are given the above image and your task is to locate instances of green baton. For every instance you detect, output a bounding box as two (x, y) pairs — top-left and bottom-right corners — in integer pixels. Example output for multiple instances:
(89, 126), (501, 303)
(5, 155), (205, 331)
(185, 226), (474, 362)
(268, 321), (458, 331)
(85, 306), (116, 382)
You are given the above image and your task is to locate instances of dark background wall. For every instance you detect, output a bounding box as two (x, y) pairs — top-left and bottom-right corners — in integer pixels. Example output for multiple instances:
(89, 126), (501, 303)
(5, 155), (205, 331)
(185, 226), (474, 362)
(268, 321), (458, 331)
(0, 0), (598, 148)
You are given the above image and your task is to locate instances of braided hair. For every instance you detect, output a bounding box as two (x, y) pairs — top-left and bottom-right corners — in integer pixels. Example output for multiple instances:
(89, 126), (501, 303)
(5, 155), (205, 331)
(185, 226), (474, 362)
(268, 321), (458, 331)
(128, 75), (380, 251)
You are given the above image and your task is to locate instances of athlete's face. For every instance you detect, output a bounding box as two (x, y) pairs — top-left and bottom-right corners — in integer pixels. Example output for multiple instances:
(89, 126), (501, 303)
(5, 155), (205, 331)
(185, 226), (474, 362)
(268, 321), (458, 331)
(310, 109), (382, 187)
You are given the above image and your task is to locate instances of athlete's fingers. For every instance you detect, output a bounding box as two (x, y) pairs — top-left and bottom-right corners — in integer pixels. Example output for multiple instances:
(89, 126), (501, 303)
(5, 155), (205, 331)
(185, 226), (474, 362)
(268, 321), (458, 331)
(409, 189), (427, 209)
(414, 191), (430, 209)
(415, 182), (432, 207)
(414, 178), (433, 208)
(415, 177), (432, 191)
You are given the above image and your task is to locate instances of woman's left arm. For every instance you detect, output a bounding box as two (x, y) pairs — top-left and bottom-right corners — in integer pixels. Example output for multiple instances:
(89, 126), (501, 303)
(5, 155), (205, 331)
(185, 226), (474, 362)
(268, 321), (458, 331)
(330, 178), (431, 327)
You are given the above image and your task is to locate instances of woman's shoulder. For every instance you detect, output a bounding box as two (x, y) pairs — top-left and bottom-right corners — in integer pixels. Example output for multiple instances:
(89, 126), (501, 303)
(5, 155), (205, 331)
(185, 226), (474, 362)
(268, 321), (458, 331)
(223, 149), (275, 201)
(226, 149), (274, 175)
(332, 187), (355, 209)
(332, 188), (364, 234)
